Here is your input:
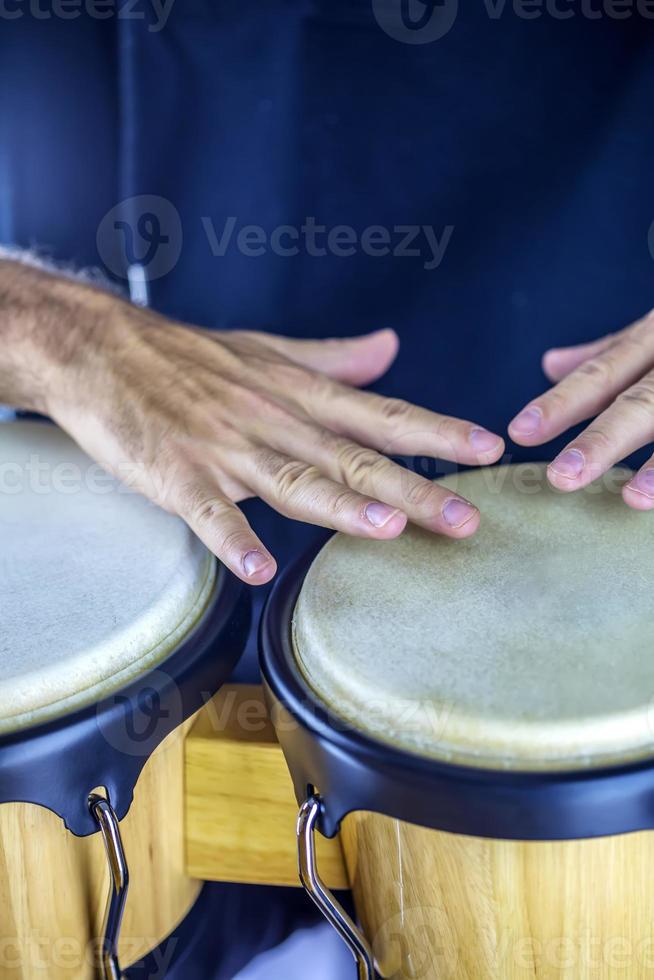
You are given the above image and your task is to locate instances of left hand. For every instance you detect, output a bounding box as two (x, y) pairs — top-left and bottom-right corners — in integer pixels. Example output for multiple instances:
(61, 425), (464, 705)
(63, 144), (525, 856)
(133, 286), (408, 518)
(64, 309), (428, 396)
(508, 307), (654, 509)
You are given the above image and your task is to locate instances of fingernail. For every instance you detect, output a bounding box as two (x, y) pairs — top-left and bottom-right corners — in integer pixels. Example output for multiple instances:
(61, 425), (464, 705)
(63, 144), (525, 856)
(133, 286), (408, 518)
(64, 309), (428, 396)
(243, 550), (272, 577)
(510, 406), (542, 436)
(442, 497), (477, 528)
(365, 502), (400, 528)
(627, 468), (654, 500)
(469, 428), (502, 453)
(550, 448), (585, 480)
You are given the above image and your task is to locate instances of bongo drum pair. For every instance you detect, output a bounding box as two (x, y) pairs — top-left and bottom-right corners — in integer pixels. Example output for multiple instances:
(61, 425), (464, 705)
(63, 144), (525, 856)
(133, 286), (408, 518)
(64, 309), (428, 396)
(259, 464), (654, 979)
(5, 417), (654, 980)
(0, 421), (249, 979)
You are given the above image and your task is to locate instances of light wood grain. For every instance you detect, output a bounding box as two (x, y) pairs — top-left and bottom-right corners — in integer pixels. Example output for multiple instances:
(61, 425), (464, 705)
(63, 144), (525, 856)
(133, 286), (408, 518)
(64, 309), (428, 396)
(185, 684), (348, 889)
(342, 810), (654, 980)
(0, 716), (200, 979)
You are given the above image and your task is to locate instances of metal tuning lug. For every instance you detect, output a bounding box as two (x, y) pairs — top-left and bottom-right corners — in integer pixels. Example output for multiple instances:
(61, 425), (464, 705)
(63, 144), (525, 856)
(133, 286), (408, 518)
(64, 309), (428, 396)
(297, 795), (376, 980)
(89, 792), (130, 980)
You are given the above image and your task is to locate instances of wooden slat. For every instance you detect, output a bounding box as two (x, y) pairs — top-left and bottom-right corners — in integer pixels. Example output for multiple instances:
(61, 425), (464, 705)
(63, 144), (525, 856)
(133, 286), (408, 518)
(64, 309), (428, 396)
(185, 684), (348, 889)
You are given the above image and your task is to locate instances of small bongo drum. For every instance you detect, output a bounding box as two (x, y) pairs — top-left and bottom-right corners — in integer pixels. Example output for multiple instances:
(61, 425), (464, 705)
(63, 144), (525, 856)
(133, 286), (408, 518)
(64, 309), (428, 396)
(260, 463), (654, 979)
(0, 421), (249, 979)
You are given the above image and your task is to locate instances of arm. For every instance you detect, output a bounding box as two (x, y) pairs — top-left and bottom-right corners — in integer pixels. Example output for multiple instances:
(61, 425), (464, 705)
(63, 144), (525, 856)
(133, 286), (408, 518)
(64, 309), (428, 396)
(0, 258), (505, 583)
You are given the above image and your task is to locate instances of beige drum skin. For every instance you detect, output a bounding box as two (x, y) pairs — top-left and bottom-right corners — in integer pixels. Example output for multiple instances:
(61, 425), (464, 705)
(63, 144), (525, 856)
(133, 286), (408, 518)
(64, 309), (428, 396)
(293, 463), (654, 980)
(0, 422), (216, 979)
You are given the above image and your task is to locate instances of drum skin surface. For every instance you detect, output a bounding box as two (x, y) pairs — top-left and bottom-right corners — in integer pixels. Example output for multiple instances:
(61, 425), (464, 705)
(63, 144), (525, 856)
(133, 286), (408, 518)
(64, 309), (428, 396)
(0, 421), (215, 733)
(293, 463), (654, 771)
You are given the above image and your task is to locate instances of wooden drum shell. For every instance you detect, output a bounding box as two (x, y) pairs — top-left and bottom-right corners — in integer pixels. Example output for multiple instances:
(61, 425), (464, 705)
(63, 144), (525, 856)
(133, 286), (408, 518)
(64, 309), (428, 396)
(341, 811), (654, 980)
(0, 717), (200, 980)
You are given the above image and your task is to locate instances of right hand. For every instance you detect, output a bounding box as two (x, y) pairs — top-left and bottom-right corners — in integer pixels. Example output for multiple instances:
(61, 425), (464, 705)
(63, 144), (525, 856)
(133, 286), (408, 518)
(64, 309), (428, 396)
(1, 261), (505, 584)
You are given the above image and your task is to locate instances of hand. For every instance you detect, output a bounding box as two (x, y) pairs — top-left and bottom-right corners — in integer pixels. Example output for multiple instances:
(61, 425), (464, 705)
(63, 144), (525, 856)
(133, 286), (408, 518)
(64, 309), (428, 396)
(508, 307), (654, 508)
(0, 262), (505, 584)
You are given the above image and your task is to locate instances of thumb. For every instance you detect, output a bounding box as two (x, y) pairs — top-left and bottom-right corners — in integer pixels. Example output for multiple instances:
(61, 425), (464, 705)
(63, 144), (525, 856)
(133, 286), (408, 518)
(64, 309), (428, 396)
(542, 332), (616, 383)
(259, 328), (400, 386)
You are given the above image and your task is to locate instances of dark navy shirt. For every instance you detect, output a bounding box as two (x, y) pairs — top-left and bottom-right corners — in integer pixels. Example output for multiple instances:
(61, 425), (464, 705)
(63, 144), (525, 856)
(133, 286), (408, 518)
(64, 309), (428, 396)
(2, 2), (654, 571)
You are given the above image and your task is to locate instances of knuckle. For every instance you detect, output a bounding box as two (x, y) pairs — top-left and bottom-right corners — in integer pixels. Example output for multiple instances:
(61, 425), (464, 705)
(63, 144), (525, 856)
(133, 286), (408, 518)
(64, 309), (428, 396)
(309, 371), (338, 403)
(539, 386), (568, 413)
(574, 356), (615, 387)
(327, 489), (357, 520)
(403, 478), (439, 510)
(190, 493), (228, 526)
(379, 397), (414, 426)
(274, 459), (315, 499)
(217, 526), (249, 557)
(174, 479), (228, 527)
(616, 379), (654, 414)
(579, 427), (614, 453)
(336, 444), (384, 485)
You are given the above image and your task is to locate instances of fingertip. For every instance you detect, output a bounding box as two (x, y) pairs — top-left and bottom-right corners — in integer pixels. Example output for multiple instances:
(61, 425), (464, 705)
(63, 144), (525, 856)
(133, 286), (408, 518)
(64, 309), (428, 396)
(363, 502), (407, 538)
(508, 406), (544, 445)
(622, 484), (654, 511)
(337, 328), (399, 386)
(372, 509), (407, 538)
(367, 327), (400, 364)
(541, 348), (565, 382)
(546, 464), (582, 493)
(441, 497), (480, 537)
(369, 326), (399, 346)
(241, 549), (277, 585)
(445, 509), (480, 538)
(468, 429), (505, 463)
(623, 470), (654, 511)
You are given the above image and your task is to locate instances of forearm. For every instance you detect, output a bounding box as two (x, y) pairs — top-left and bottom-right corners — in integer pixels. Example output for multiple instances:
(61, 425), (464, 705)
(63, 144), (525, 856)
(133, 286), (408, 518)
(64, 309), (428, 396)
(0, 257), (116, 412)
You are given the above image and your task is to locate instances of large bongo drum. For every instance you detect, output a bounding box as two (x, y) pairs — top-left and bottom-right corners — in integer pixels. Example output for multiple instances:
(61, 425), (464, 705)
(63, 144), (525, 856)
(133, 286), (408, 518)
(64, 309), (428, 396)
(260, 463), (654, 979)
(0, 420), (249, 979)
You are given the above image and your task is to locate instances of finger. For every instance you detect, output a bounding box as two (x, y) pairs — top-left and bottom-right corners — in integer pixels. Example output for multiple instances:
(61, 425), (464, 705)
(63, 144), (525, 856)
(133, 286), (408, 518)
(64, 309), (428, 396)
(295, 381), (504, 465)
(547, 372), (654, 492)
(251, 412), (484, 535)
(542, 333), (617, 383)
(254, 328), (400, 386)
(241, 448), (479, 539)
(171, 471), (276, 585)
(509, 312), (654, 446)
(237, 448), (418, 538)
(623, 456), (654, 511)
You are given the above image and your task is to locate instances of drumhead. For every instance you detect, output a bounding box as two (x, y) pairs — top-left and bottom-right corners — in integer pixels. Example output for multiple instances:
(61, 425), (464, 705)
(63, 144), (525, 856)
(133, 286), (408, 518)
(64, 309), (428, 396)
(0, 421), (216, 733)
(293, 463), (654, 771)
